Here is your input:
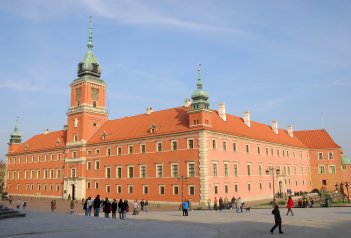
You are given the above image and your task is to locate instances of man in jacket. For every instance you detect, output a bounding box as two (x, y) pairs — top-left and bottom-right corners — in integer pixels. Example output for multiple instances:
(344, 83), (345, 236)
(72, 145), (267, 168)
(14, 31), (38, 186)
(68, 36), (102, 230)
(93, 195), (101, 217)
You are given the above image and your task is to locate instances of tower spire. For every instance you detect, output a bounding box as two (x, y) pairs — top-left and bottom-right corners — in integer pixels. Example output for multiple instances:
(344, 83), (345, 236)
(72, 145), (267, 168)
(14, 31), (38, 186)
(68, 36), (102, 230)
(87, 16), (93, 51)
(197, 63), (203, 89)
(9, 116), (21, 144)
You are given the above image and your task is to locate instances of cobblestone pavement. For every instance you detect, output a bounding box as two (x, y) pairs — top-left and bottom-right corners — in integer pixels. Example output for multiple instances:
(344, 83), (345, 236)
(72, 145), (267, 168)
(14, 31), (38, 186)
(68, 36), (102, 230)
(1, 199), (351, 238)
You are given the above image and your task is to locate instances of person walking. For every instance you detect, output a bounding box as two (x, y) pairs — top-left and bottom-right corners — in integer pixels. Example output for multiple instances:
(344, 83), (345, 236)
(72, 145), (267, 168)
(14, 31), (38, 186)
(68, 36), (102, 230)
(236, 197), (242, 213)
(140, 199), (145, 212)
(214, 197), (218, 211)
(270, 204), (284, 234)
(93, 195), (101, 217)
(286, 196), (294, 216)
(111, 199), (118, 218)
(70, 199), (75, 214)
(50, 200), (56, 212)
(86, 197), (93, 216)
(123, 199), (129, 220)
(144, 200), (149, 212)
(207, 198), (211, 210)
(133, 199), (139, 215)
(102, 198), (111, 218)
(8, 196), (13, 205)
(118, 199), (124, 219)
(182, 200), (189, 216)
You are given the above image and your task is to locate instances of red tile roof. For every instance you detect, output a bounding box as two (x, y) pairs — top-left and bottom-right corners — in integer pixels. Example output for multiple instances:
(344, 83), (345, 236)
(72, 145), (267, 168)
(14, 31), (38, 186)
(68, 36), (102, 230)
(88, 106), (306, 148)
(294, 129), (340, 149)
(13, 130), (66, 153)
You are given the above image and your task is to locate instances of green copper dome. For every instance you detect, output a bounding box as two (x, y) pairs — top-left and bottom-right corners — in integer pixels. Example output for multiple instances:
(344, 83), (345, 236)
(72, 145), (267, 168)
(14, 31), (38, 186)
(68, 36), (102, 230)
(191, 64), (210, 110)
(341, 155), (351, 165)
(77, 16), (101, 77)
(9, 117), (21, 144)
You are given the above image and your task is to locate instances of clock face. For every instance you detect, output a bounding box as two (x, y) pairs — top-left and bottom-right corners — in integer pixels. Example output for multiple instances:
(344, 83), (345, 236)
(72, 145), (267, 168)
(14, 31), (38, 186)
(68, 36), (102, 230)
(91, 88), (99, 100)
(76, 88), (81, 100)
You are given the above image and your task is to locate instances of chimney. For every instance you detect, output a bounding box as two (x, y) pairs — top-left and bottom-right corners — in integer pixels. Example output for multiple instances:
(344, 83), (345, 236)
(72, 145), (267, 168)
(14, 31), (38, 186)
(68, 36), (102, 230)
(44, 129), (49, 135)
(184, 99), (191, 107)
(272, 120), (278, 134)
(146, 107), (153, 115)
(287, 125), (293, 138)
(63, 125), (68, 131)
(244, 111), (251, 127)
(218, 103), (226, 122)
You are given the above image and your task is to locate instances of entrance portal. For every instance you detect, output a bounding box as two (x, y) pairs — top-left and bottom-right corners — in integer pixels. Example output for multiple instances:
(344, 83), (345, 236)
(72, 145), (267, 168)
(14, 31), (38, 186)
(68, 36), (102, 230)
(71, 184), (75, 200)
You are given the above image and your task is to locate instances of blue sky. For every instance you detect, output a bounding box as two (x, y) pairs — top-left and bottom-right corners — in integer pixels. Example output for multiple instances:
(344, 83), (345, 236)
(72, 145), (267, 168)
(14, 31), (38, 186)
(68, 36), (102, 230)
(0, 0), (350, 160)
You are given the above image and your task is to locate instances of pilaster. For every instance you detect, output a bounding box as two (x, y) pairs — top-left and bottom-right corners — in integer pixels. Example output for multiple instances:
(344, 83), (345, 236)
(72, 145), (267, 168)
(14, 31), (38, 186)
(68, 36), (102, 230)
(198, 130), (209, 206)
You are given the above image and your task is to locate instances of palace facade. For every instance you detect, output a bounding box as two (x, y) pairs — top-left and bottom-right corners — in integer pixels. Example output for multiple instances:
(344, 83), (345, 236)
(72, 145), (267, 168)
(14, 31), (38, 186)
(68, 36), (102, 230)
(5, 19), (351, 205)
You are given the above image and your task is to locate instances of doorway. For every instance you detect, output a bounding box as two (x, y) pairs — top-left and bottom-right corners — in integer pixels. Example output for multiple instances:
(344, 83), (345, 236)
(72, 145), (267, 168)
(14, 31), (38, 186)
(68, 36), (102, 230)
(71, 184), (75, 200)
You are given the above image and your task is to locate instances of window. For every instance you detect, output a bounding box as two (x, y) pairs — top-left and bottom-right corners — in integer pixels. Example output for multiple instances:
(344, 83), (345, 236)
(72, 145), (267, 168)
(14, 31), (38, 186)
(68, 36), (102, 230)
(95, 160), (100, 170)
(214, 185), (218, 194)
(258, 164), (262, 176)
(117, 185), (122, 194)
(266, 147), (269, 155)
(283, 150), (285, 157)
(246, 144), (250, 153)
(171, 140), (178, 151)
(87, 181), (91, 189)
(38, 184), (41, 191)
(106, 167), (111, 178)
(271, 148), (274, 156)
(50, 184), (53, 191)
(277, 149), (280, 157)
(235, 184), (238, 192)
(72, 151), (77, 159)
(322, 179), (327, 185)
(308, 166), (311, 174)
(50, 169), (54, 179)
(157, 142), (162, 152)
(213, 163), (218, 176)
(143, 185), (149, 194)
(257, 145), (261, 155)
(30, 170), (34, 179)
(140, 144), (146, 154)
(318, 152), (323, 160)
(87, 161), (91, 170)
(43, 184), (47, 191)
(159, 185), (165, 195)
(140, 165), (146, 178)
(224, 163), (229, 176)
(224, 184), (228, 193)
(189, 185), (195, 195)
(156, 164), (163, 178)
(128, 145), (133, 154)
(44, 169), (48, 179)
(342, 165), (347, 171)
(287, 150), (290, 157)
(50, 154), (54, 161)
(117, 146), (122, 155)
(106, 148), (111, 157)
(248, 183), (251, 191)
(301, 166), (304, 175)
(328, 152), (334, 160)
(259, 181), (262, 190)
(95, 149), (100, 154)
(247, 163), (251, 176)
(173, 185), (179, 195)
(93, 101), (97, 108)
(223, 141), (227, 151)
(95, 181), (99, 189)
(212, 139), (217, 149)
(128, 185), (133, 194)
(171, 164), (179, 177)
(73, 134), (78, 142)
(116, 166), (122, 178)
(106, 185), (111, 193)
(234, 163), (239, 176)
(318, 165), (325, 174)
(187, 139), (194, 149)
(71, 168), (76, 178)
(128, 166), (134, 178)
(87, 150), (91, 156)
(187, 162), (195, 177)
(288, 166), (291, 175)
(233, 142), (237, 152)
(328, 165), (336, 174)
(37, 170), (41, 179)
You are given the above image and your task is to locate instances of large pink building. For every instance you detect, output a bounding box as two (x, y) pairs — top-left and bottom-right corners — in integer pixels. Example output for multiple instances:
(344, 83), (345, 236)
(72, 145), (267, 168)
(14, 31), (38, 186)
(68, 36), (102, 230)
(5, 19), (351, 206)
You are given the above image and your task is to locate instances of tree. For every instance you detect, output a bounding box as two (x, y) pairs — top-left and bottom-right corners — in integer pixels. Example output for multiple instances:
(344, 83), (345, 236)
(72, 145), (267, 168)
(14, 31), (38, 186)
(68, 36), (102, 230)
(0, 160), (6, 192)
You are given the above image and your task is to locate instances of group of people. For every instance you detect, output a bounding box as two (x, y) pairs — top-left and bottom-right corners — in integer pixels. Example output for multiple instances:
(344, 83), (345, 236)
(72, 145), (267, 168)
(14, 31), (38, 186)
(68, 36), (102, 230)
(82, 195), (149, 220)
(209, 196), (245, 212)
(297, 196), (314, 208)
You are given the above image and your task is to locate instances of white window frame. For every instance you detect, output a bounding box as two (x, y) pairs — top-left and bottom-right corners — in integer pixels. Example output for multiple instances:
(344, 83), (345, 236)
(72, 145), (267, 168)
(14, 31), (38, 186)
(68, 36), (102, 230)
(187, 162), (195, 177)
(159, 185), (165, 195)
(105, 167), (111, 178)
(156, 164), (163, 178)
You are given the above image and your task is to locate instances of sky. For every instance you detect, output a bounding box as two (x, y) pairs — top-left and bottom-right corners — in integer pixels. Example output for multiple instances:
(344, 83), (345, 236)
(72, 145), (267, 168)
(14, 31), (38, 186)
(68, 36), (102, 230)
(0, 0), (350, 160)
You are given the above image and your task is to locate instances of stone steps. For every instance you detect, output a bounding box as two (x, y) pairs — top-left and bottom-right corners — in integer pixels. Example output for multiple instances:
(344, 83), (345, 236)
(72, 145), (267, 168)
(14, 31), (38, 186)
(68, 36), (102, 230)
(0, 204), (26, 219)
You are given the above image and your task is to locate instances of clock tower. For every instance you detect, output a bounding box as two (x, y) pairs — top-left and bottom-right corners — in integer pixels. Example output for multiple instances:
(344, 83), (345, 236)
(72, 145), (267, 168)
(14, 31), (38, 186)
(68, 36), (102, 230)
(67, 17), (108, 145)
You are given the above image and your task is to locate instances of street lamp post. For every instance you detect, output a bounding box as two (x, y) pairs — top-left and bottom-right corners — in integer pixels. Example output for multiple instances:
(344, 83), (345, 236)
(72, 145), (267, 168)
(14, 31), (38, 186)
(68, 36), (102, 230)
(345, 182), (350, 203)
(178, 175), (187, 204)
(266, 167), (280, 202)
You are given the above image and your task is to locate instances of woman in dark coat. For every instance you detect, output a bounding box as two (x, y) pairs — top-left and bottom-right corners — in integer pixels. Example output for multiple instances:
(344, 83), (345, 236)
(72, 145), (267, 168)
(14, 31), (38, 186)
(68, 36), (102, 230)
(270, 204), (284, 234)
(118, 199), (124, 219)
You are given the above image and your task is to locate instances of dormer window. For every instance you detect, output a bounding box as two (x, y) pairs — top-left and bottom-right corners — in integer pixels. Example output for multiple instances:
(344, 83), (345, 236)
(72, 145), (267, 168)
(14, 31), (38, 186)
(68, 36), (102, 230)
(25, 144), (29, 150)
(78, 63), (83, 72)
(149, 124), (158, 134)
(102, 131), (107, 140)
(92, 63), (98, 72)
